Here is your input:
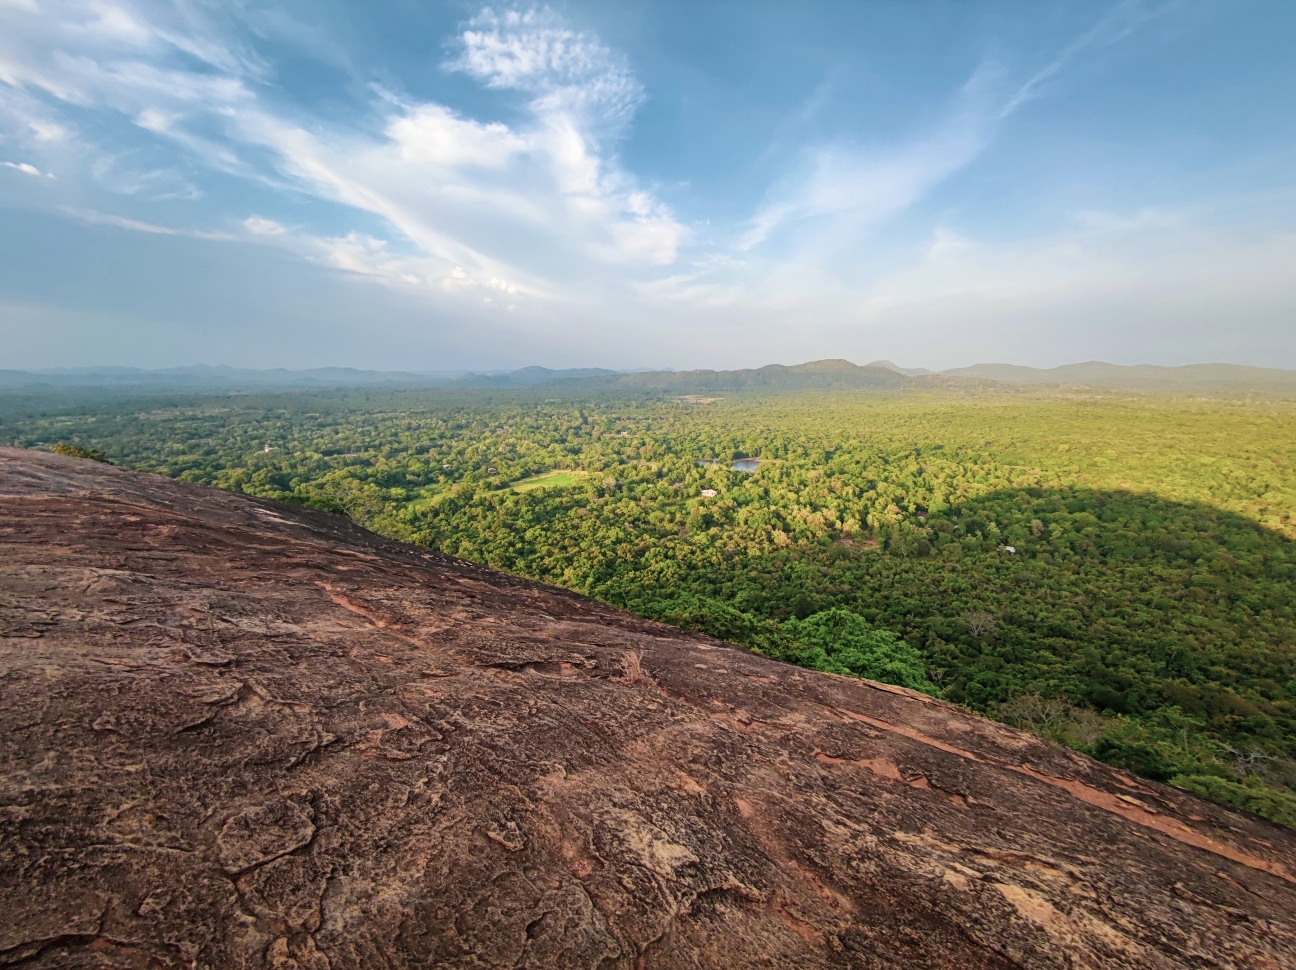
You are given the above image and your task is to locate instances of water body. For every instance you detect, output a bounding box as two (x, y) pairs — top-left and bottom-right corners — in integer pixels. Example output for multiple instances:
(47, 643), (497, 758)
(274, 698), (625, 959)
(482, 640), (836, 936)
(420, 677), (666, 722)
(697, 459), (762, 473)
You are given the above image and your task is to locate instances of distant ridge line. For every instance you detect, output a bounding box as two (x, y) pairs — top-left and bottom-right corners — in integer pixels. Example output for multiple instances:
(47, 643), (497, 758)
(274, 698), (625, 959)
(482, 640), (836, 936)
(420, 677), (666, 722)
(1, 359), (1293, 396)
(938, 360), (1296, 394)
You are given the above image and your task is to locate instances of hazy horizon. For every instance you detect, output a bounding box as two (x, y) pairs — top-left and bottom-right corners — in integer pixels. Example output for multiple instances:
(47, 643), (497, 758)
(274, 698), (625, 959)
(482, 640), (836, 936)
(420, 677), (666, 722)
(6, 356), (1296, 379)
(2, 1), (1294, 371)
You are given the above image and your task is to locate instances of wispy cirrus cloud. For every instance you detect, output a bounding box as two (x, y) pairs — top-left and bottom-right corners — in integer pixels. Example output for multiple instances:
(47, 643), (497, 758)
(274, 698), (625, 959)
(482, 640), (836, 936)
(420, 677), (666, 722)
(0, 1), (685, 310)
(738, 1), (1174, 254)
(738, 65), (1000, 250)
(1001, 0), (1175, 117)
(61, 203), (178, 233)
(222, 8), (687, 293)
(60, 203), (230, 238)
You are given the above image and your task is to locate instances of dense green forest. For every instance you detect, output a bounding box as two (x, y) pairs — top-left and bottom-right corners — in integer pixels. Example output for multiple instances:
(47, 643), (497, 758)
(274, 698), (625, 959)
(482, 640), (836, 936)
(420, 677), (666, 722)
(5, 386), (1296, 827)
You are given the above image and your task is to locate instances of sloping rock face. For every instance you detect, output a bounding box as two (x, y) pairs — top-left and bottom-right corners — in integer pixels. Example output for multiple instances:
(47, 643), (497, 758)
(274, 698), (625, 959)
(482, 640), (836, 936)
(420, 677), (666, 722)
(1, 447), (1294, 969)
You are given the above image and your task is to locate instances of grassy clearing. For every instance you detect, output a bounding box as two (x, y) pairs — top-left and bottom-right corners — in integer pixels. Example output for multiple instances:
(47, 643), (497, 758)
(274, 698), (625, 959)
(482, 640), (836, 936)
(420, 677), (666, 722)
(511, 470), (590, 492)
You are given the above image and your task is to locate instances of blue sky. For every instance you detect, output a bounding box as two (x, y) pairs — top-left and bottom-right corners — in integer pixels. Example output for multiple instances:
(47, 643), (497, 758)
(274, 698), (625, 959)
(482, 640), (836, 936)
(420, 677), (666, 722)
(1, 0), (1293, 371)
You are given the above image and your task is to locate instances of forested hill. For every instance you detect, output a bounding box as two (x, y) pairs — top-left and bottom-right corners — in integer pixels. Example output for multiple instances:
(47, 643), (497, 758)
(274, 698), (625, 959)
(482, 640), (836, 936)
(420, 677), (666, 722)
(943, 361), (1296, 396)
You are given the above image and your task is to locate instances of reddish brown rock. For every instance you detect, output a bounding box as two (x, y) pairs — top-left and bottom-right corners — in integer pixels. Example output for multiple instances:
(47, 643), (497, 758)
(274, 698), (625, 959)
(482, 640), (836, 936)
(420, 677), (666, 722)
(1, 446), (1294, 969)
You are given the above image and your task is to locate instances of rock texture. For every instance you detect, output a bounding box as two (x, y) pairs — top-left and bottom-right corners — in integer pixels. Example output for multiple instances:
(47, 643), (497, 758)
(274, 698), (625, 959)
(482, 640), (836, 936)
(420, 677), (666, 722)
(1, 447), (1294, 969)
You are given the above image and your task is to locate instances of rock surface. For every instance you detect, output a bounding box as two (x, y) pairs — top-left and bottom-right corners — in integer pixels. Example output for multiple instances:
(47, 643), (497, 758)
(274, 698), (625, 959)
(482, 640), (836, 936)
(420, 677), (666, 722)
(1, 446), (1294, 969)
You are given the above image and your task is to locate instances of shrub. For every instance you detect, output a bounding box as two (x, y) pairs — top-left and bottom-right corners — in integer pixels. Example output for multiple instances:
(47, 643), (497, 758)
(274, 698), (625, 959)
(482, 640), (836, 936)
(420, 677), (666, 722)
(1092, 737), (1175, 782)
(1171, 774), (1296, 829)
(634, 593), (767, 646)
(50, 443), (110, 463)
(781, 609), (937, 695)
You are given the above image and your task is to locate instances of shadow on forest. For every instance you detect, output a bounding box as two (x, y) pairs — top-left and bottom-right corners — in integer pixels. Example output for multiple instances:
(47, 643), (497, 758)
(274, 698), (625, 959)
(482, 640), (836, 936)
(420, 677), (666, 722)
(610, 486), (1296, 825)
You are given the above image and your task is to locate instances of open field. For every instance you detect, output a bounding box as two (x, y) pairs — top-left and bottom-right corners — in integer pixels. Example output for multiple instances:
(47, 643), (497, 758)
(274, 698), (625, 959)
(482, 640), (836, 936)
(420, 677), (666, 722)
(511, 469), (590, 492)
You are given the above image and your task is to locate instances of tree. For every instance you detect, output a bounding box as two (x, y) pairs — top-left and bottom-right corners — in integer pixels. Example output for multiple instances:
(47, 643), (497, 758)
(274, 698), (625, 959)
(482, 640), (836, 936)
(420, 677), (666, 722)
(781, 609), (937, 695)
(960, 610), (997, 638)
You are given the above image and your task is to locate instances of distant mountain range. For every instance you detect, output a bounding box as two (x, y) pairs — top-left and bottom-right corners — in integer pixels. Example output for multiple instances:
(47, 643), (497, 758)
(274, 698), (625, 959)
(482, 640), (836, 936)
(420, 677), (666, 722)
(865, 359), (937, 376)
(0, 365), (440, 388)
(936, 361), (1296, 395)
(506, 359), (1296, 396)
(2, 359), (1293, 397)
(546, 359), (913, 393)
(449, 366), (619, 388)
(0, 364), (618, 390)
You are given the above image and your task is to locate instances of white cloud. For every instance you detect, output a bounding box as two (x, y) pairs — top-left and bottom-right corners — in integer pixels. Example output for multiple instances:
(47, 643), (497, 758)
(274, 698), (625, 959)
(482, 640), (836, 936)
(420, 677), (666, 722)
(28, 119), (66, 140)
(386, 102), (527, 169)
(60, 204), (177, 232)
(198, 12), (688, 295)
(88, 153), (199, 198)
(841, 217), (1296, 368)
(446, 7), (643, 125)
(740, 64), (1001, 250)
(622, 200), (1296, 370)
(649, 199), (1296, 364)
(59, 204), (233, 239)
(739, 4), (1170, 254)
(243, 215), (285, 235)
(926, 228), (974, 262)
(79, 2), (154, 45)
(879, 209), (1295, 316)
(2, 159), (53, 176)
(133, 107), (172, 133)
(1001, 0), (1171, 117)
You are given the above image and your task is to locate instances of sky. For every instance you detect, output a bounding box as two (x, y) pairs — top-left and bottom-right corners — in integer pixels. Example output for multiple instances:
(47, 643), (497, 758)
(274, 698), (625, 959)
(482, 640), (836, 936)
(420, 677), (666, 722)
(0, 0), (1293, 372)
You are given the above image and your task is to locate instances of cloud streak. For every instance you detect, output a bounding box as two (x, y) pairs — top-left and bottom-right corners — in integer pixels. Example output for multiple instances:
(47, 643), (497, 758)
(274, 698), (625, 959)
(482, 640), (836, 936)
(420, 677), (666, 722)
(3, 159), (54, 176)
(59, 203), (230, 238)
(739, 1), (1172, 254)
(739, 66), (999, 250)
(1001, 0), (1175, 117)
